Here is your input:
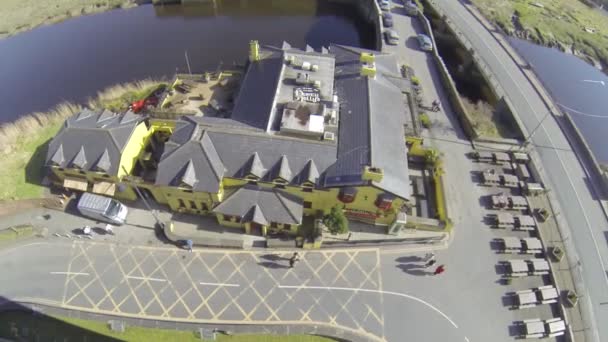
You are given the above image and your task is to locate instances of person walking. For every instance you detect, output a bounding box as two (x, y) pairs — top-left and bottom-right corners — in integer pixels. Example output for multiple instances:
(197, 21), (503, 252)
(289, 252), (300, 268)
(424, 258), (437, 268)
(433, 264), (445, 276)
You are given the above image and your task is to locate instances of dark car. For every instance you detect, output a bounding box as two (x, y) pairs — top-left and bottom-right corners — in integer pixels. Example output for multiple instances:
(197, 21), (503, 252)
(382, 13), (394, 27)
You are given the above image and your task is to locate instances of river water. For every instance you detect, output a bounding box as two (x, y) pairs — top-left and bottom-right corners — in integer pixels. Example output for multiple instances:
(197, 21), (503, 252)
(508, 37), (608, 164)
(0, 0), (372, 123)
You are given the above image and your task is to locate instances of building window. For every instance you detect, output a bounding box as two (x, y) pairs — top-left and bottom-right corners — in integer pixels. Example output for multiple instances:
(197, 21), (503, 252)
(201, 203), (208, 211)
(182, 189), (193, 193)
(271, 222), (278, 228)
(102, 174), (111, 178)
(284, 224), (291, 230)
(78, 170), (86, 175)
(178, 199), (186, 208)
(189, 200), (197, 209)
(303, 187), (313, 193)
(57, 168), (65, 171)
(303, 201), (312, 209)
(275, 184), (286, 189)
(248, 180), (257, 185)
(338, 187), (357, 204)
(223, 214), (233, 221)
(375, 194), (395, 211)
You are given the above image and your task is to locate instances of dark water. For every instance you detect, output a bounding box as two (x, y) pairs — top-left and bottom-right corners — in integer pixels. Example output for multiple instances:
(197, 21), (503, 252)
(508, 37), (608, 164)
(0, 0), (372, 123)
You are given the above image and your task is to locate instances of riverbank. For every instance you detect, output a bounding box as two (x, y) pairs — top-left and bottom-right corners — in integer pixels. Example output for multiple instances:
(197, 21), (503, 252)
(0, 79), (164, 201)
(0, 0), (137, 39)
(470, 0), (608, 72)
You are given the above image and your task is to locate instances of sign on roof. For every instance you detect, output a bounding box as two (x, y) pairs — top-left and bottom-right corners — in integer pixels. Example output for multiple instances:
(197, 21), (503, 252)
(294, 87), (320, 103)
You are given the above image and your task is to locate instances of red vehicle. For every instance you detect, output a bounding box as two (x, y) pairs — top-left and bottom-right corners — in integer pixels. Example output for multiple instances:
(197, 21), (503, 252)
(130, 96), (159, 113)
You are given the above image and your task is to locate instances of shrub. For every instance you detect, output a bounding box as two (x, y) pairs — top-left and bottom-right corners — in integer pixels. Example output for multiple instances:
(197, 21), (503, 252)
(411, 76), (421, 86)
(420, 113), (431, 128)
(323, 206), (349, 235)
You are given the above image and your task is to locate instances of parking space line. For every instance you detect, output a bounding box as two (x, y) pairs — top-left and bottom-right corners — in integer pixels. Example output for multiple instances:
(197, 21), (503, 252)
(51, 271), (90, 276)
(198, 282), (240, 287)
(125, 275), (166, 282)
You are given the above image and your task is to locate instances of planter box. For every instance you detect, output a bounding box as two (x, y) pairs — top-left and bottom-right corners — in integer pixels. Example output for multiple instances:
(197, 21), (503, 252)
(551, 246), (564, 262)
(566, 290), (578, 307)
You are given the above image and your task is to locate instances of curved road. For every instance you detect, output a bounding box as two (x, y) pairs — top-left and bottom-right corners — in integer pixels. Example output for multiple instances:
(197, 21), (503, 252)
(431, 0), (608, 340)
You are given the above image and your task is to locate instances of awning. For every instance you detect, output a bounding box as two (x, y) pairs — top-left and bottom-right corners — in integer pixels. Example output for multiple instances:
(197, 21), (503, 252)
(63, 177), (88, 191)
(92, 181), (116, 196)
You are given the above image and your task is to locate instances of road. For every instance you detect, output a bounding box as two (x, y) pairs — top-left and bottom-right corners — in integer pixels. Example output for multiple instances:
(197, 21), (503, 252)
(429, 0), (608, 340)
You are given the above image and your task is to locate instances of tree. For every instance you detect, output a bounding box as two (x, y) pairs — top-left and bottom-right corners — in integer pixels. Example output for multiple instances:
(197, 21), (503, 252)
(323, 206), (349, 235)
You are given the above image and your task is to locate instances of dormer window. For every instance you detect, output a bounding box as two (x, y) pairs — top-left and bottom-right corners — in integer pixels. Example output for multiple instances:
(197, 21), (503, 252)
(338, 187), (357, 203)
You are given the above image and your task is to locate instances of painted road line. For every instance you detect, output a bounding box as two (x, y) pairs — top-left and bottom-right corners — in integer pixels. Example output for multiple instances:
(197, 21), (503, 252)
(50, 272), (90, 276)
(198, 282), (240, 288)
(278, 284), (458, 328)
(125, 275), (166, 282)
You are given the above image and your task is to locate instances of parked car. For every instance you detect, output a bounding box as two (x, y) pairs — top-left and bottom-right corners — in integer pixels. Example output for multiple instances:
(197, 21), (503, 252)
(384, 29), (400, 45)
(379, 0), (391, 11)
(416, 34), (433, 51)
(77, 193), (128, 225)
(404, 1), (419, 16)
(382, 13), (393, 27)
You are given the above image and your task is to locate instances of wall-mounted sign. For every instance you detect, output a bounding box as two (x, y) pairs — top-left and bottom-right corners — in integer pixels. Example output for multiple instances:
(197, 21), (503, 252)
(294, 87), (320, 103)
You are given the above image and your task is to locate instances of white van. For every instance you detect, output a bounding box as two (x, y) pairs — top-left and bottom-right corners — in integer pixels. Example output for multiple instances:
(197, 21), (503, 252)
(77, 193), (128, 225)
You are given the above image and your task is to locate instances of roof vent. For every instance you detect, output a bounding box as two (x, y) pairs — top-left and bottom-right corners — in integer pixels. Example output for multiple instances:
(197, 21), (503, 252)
(360, 63), (376, 78)
(313, 80), (322, 89)
(323, 131), (335, 141)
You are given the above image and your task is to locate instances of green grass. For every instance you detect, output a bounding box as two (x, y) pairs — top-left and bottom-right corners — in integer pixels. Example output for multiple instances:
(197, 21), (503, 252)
(0, 311), (336, 342)
(89, 81), (167, 112)
(471, 0), (608, 68)
(0, 121), (63, 200)
(0, 225), (35, 245)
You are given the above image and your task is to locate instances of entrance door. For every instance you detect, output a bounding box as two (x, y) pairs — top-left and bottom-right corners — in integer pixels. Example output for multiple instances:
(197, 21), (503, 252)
(249, 223), (263, 236)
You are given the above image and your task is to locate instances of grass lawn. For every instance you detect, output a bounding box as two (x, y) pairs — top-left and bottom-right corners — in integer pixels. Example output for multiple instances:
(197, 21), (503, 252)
(0, 0), (136, 39)
(471, 0), (608, 67)
(0, 225), (35, 245)
(0, 311), (336, 342)
(0, 120), (63, 200)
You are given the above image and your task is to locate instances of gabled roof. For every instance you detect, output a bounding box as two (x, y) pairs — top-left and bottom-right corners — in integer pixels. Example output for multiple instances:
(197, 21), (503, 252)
(71, 146), (87, 169)
(245, 152), (265, 178)
(213, 185), (303, 225)
(300, 159), (319, 184)
(50, 144), (64, 165)
(243, 204), (268, 226)
(156, 130), (225, 193)
(45, 110), (145, 176)
(266, 155), (292, 182)
(94, 149), (111, 172)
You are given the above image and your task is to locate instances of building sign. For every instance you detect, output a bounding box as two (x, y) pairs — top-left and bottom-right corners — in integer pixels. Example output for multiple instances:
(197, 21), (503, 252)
(294, 87), (320, 103)
(344, 208), (379, 220)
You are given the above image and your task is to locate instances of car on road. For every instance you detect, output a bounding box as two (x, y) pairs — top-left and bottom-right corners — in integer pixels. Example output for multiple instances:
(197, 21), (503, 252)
(404, 1), (419, 16)
(384, 29), (400, 45)
(379, 0), (391, 11)
(416, 33), (433, 51)
(382, 13), (393, 27)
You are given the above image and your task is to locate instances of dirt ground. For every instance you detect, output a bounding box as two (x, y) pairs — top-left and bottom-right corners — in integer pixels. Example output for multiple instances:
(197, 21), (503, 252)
(0, 0), (137, 39)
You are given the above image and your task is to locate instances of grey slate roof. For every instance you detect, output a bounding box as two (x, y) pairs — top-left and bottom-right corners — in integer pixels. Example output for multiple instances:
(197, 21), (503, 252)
(230, 48), (284, 130)
(323, 44), (411, 199)
(156, 130), (225, 193)
(213, 185), (304, 225)
(45, 109), (145, 176)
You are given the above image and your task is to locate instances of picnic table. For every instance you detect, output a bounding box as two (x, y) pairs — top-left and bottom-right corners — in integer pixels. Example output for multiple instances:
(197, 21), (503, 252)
(514, 285), (559, 309)
(520, 318), (566, 338)
(515, 215), (536, 230)
(522, 237), (543, 254)
(506, 258), (550, 277)
(500, 237), (522, 253)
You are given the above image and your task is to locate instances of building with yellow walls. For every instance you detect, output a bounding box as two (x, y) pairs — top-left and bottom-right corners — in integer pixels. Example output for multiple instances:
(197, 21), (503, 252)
(45, 109), (154, 201)
(46, 41), (422, 237)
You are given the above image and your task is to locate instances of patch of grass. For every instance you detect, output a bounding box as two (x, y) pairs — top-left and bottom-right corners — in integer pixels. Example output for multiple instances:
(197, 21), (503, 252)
(471, 0), (608, 68)
(461, 97), (500, 138)
(0, 310), (336, 342)
(88, 79), (166, 112)
(0, 102), (81, 200)
(0, 225), (34, 245)
(0, 0), (137, 39)
(419, 113), (431, 128)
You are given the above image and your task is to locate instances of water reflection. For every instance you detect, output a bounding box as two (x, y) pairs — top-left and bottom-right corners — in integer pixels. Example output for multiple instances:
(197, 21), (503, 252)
(0, 0), (371, 123)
